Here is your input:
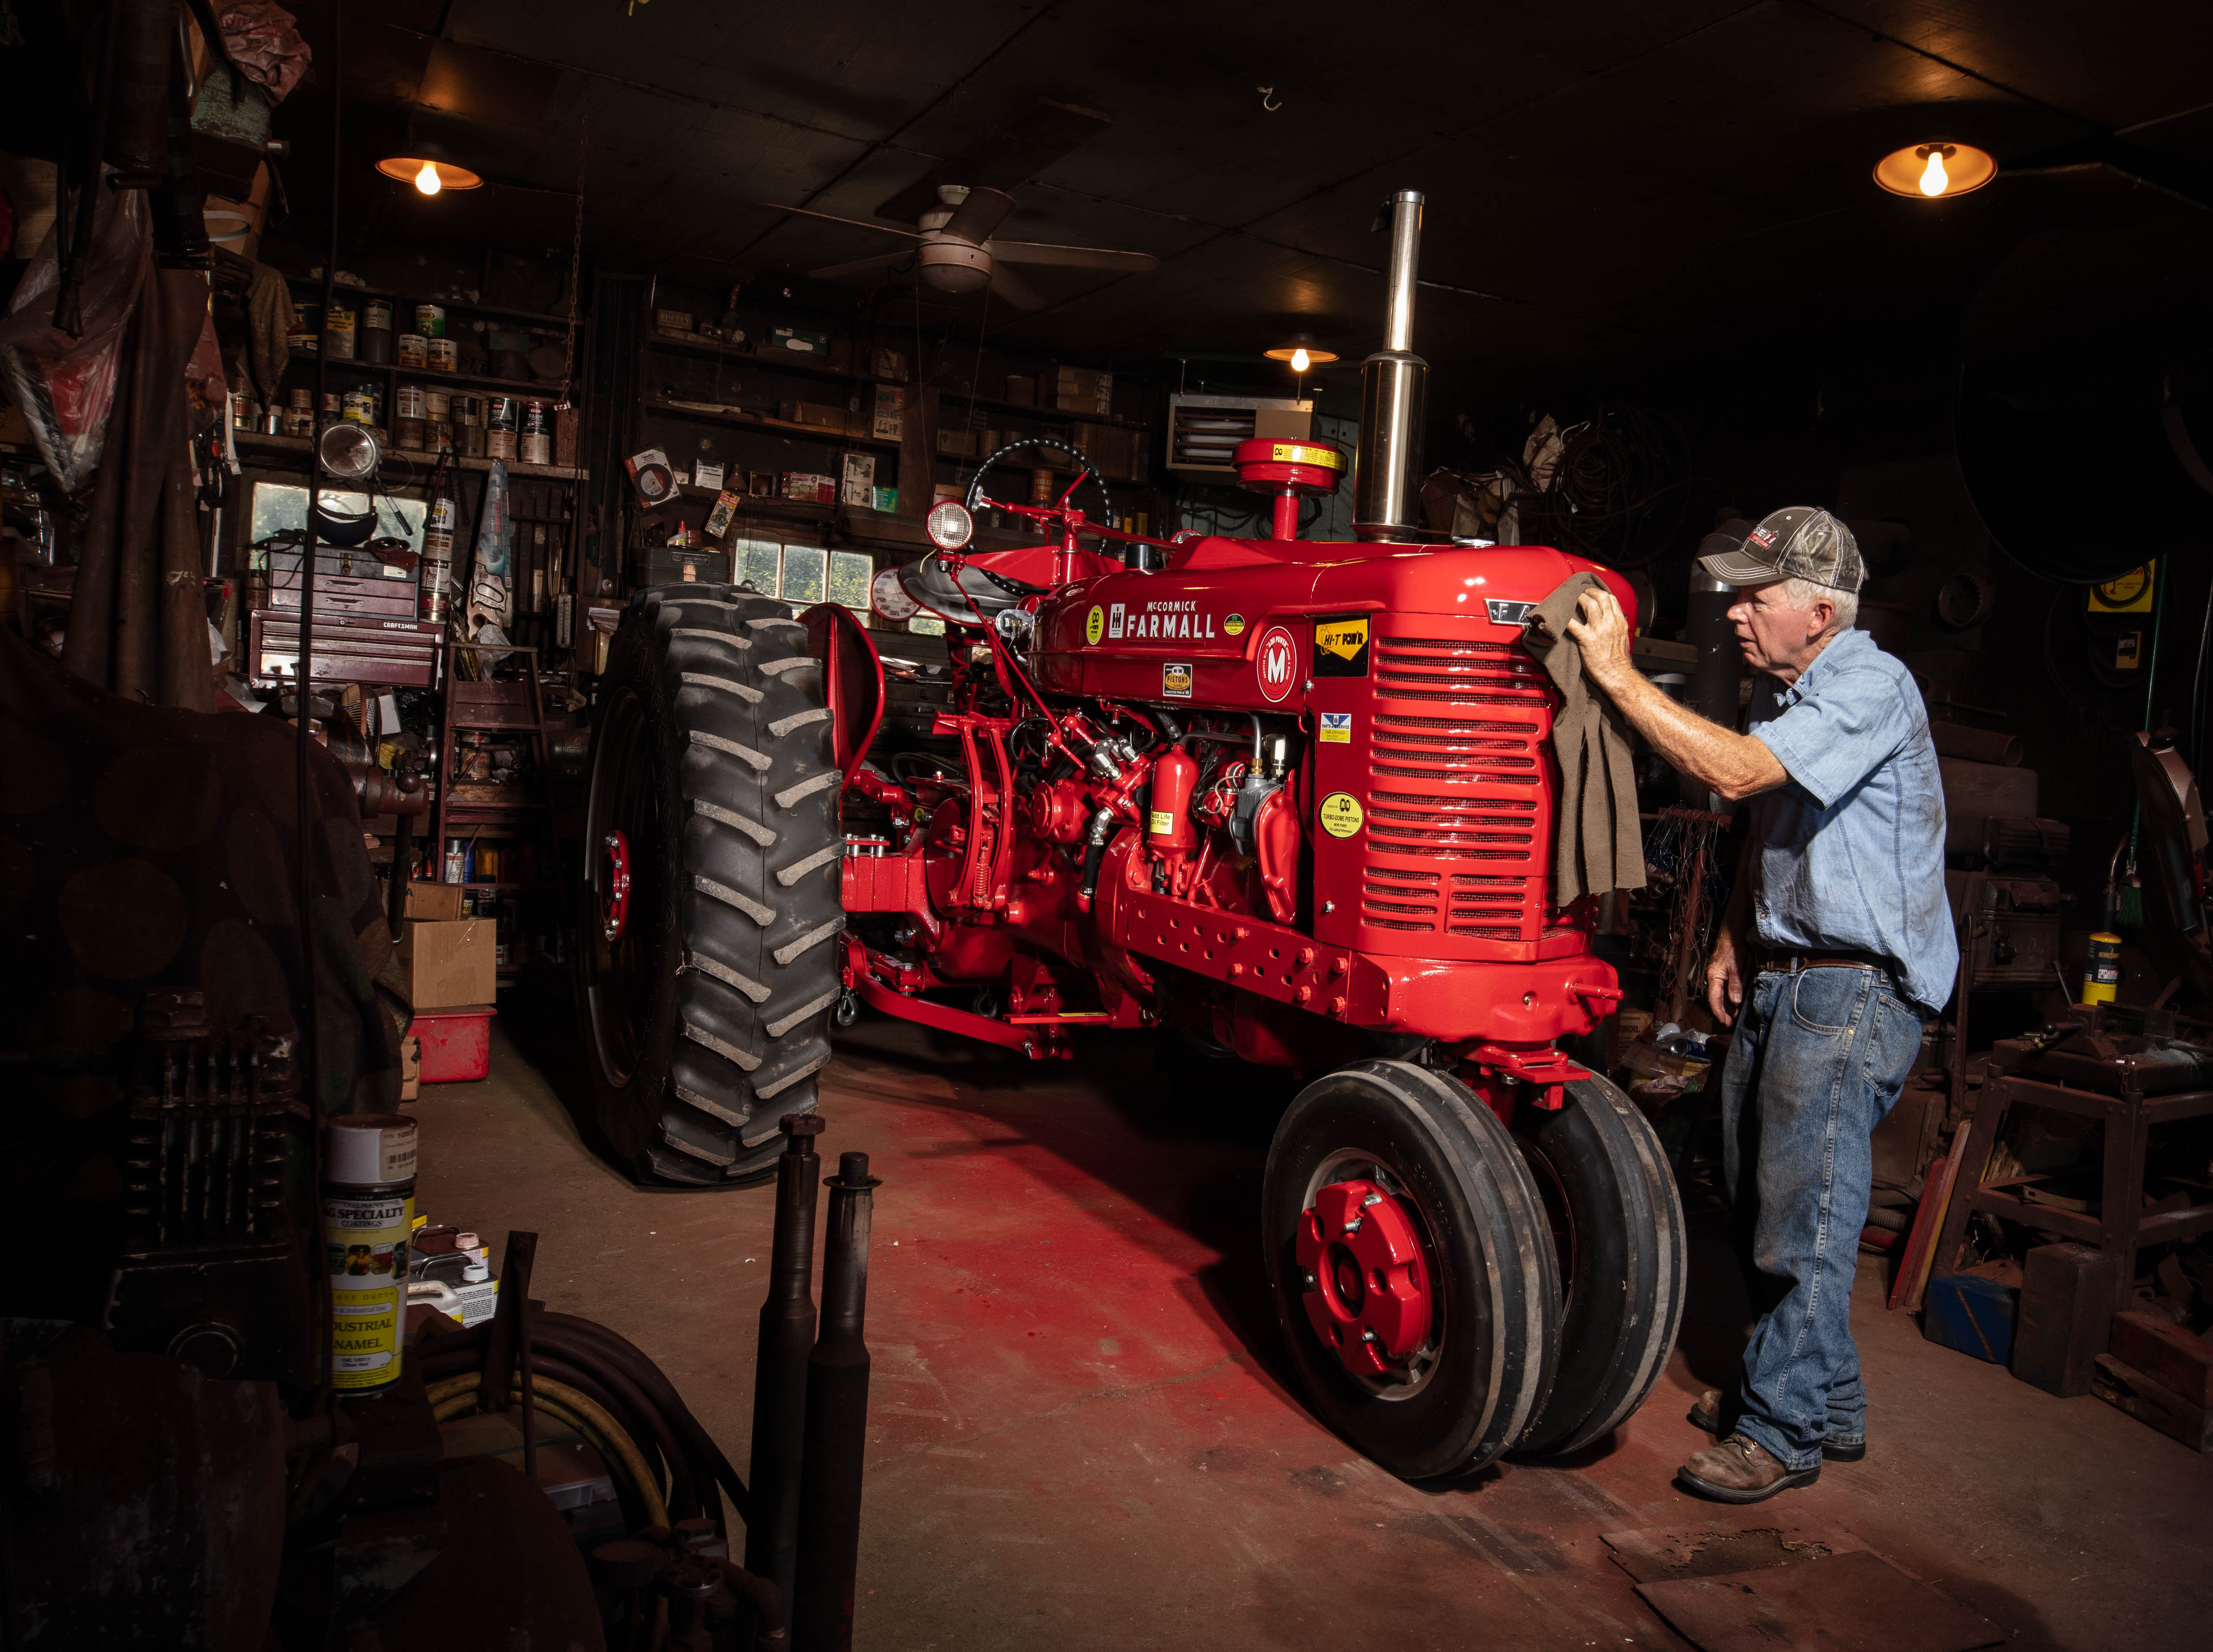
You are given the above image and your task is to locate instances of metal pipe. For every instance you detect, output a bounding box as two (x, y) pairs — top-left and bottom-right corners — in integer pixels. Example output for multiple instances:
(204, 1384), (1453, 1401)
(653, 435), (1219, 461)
(792, 1153), (882, 1652)
(1352, 189), (1432, 542)
(745, 1115), (826, 1626)
(1682, 565), (1744, 807)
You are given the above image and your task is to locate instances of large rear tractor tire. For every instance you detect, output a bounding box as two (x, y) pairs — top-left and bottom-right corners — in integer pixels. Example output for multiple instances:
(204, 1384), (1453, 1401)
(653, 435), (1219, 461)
(579, 587), (845, 1187)
(1510, 1074), (1687, 1456)
(1263, 1060), (1561, 1481)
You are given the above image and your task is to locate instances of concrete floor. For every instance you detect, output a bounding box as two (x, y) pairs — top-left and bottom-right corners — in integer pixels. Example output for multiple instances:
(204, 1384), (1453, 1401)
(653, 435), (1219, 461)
(411, 1005), (2213, 1652)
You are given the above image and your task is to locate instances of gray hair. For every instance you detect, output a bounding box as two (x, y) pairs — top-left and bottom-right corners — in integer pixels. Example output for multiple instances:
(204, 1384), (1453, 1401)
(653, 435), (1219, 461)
(1778, 576), (1857, 634)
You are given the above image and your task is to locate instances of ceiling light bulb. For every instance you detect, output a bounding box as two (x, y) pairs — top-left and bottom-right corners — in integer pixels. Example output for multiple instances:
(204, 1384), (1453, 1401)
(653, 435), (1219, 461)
(1290, 348), (1311, 374)
(415, 160), (442, 197)
(1918, 150), (1948, 197)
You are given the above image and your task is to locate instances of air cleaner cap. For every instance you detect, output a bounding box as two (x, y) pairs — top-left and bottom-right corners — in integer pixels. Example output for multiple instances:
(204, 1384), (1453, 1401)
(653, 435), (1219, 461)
(1233, 437), (1347, 496)
(925, 499), (974, 551)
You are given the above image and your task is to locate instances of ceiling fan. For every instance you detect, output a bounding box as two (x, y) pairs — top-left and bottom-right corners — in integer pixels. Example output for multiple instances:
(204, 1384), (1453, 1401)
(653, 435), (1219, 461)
(758, 98), (1159, 310)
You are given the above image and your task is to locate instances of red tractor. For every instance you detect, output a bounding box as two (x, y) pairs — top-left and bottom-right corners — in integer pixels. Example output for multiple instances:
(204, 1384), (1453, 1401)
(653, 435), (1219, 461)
(580, 191), (1684, 1480)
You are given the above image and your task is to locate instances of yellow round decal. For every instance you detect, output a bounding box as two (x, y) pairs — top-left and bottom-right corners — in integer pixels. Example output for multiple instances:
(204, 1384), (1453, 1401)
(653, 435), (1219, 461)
(1223, 612), (1246, 636)
(1319, 793), (1364, 838)
(1085, 605), (1105, 645)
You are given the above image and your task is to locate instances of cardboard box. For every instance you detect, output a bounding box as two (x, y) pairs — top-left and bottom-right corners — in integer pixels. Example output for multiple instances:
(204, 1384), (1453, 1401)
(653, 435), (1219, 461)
(405, 881), (466, 921)
(871, 384), (905, 442)
(870, 484), (898, 513)
(769, 325), (829, 355)
(656, 309), (694, 333)
(400, 1033), (421, 1101)
(1054, 365), (1114, 414)
(778, 400), (850, 433)
(840, 452), (877, 507)
(870, 348), (908, 382)
(782, 473), (836, 505)
(694, 461), (726, 491)
(395, 918), (498, 1009)
(936, 428), (977, 458)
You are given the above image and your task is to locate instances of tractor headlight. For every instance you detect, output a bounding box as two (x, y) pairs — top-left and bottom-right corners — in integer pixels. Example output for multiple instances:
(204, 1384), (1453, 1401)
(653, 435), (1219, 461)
(925, 500), (974, 551)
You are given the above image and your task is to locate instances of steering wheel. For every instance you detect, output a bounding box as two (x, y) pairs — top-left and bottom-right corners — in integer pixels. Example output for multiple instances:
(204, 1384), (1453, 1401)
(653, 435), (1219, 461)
(964, 435), (1114, 526)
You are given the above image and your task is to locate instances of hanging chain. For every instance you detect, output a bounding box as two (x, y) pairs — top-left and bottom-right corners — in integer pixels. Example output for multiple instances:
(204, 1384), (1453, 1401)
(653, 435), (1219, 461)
(557, 110), (587, 411)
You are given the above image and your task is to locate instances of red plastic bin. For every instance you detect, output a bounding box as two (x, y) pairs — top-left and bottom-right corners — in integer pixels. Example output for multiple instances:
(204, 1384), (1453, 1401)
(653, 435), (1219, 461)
(413, 1004), (495, 1084)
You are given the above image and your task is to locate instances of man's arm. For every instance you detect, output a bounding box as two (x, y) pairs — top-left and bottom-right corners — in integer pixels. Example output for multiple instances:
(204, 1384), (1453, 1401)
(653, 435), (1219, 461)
(1707, 832), (1756, 1026)
(1563, 588), (1786, 802)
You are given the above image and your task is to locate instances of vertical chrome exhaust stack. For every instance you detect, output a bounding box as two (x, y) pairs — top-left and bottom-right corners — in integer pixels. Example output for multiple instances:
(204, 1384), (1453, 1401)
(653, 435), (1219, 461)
(1352, 189), (1432, 542)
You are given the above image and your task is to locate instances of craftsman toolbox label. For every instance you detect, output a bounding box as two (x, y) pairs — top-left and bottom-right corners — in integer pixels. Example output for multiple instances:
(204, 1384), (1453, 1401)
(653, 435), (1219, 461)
(1312, 615), (1370, 677)
(1086, 605), (1105, 644)
(1319, 793), (1364, 837)
(1162, 662), (1194, 698)
(1319, 712), (1352, 744)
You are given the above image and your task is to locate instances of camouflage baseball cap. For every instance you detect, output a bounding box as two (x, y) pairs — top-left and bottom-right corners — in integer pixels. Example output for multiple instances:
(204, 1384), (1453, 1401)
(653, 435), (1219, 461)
(1697, 507), (1864, 593)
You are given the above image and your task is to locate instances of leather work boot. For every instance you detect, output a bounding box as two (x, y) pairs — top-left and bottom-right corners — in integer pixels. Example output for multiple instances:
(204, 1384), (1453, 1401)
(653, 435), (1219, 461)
(1677, 1433), (1821, 1504)
(1687, 1390), (1866, 1463)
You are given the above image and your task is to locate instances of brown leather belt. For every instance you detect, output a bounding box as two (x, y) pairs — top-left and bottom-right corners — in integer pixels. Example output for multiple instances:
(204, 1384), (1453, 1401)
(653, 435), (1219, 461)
(1757, 946), (1893, 976)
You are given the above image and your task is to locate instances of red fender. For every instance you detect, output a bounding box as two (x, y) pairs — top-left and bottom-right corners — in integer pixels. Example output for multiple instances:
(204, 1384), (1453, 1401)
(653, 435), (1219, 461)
(801, 602), (885, 790)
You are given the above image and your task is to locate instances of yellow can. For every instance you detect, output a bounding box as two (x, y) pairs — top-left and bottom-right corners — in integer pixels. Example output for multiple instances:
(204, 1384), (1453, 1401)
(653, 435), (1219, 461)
(322, 1115), (419, 1391)
(2082, 931), (2123, 1005)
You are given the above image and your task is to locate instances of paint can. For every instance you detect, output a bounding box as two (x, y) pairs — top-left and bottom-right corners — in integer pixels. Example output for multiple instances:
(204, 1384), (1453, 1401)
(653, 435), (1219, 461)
(360, 299), (394, 363)
(427, 337), (458, 373)
(415, 303), (446, 338)
(397, 333), (427, 369)
(321, 1114), (418, 1392)
(519, 399), (552, 466)
(325, 305), (356, 360)
(342, 388), (377, 425)
(394, 383), (425, 420)
(485, 397), (519, 461)
(423, 388), (451, 423)
(394, 417), (425, 450)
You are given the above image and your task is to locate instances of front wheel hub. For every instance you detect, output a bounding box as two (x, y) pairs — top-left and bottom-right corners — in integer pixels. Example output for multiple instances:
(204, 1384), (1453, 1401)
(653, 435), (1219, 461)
(1296, 1179), (1432, 1378)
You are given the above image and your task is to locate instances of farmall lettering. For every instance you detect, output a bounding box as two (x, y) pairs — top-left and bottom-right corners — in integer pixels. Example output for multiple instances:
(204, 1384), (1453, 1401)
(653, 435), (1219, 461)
(829, 188), (1676, 1492)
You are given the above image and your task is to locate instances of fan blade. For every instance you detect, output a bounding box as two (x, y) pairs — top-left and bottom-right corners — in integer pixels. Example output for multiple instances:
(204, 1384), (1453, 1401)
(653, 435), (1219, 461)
(875, 97), (1114, 222)
(988, 265), (1047, 311)
(811, 251), (914, 281)
(940, 186), (1017, 245)
(756, 202), (921, 240)
(989, 240), (1160, 273)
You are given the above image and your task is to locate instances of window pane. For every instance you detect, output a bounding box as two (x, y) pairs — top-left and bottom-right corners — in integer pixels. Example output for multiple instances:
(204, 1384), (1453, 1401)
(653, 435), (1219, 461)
(247, 484), (425, 566)
(732, 538), (781, 595)
(781, 545), (826, 606)
(909, 615), (946, 636)
(828, 550), (871, 612)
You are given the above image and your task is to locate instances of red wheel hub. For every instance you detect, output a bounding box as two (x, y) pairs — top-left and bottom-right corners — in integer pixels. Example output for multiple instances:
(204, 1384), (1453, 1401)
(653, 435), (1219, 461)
(601, 830), (632, 941)
(1296, 1179), (1433, 1378)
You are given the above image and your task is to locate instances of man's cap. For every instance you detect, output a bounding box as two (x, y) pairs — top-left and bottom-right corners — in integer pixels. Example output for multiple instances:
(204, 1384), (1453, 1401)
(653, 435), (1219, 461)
(1697, 507), (1864, 594)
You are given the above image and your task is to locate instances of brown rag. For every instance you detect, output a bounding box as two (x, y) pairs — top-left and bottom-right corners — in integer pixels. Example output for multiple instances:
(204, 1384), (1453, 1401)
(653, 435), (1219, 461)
(242, 260), (296, 408)
(1521, 571), (1647, 904)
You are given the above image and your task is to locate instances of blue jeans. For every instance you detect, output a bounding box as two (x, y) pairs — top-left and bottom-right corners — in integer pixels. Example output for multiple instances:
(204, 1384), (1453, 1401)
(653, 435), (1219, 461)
(1718, 965), (1924, 1471)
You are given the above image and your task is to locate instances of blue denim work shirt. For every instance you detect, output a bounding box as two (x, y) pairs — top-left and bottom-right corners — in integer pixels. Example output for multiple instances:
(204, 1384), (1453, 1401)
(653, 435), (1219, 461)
(1745, 627), (1958, 1013)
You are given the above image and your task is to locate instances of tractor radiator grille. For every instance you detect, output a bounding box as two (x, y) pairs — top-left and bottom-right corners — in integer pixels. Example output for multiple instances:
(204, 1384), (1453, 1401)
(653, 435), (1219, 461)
(1353, 635), (1559, 950)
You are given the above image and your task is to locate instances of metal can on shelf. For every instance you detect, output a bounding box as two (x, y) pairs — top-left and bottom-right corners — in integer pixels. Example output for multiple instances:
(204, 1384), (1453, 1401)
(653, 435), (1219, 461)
(423, 420), (451, 452)
(321, 391), (342, 414)
(360, 299), (394, 364)
(462, 424), (488, 457)
(342, 388), (377, 424)
(394, 383), (425, 420)
(485, 397), (519, 461)
(427, 337), (458, 372)
(394, 417), (425, 450)
(325, 305), (356, 360)
(453, 394), (480, 427)
(415, 303), (445, 338)
(396, 333), (427, 368)
(519, 399), (552, 466)
(289, 387), (314, 411)
(423, 388), (451, 422)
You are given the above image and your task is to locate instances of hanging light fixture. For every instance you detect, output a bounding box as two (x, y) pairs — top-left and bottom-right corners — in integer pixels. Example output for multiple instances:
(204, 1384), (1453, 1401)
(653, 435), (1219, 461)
(376, 139), (484, 197)
(1873, 141), (1996, 200)
(1264, 333), (1340, 375)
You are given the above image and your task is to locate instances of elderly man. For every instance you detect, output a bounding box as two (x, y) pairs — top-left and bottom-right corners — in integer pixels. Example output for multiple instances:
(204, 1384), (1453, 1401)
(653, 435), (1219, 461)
(1564, 506), (1954, 1503)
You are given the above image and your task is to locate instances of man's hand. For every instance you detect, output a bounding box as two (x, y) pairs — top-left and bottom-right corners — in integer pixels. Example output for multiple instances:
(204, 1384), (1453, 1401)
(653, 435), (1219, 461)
(1563, 588), (1636, 692)
(1706, 927), (1745, 1027)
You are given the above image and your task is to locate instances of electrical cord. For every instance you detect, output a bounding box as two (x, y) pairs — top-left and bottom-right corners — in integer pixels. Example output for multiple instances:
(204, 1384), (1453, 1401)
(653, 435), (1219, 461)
(426, 1373), (670, 1529)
